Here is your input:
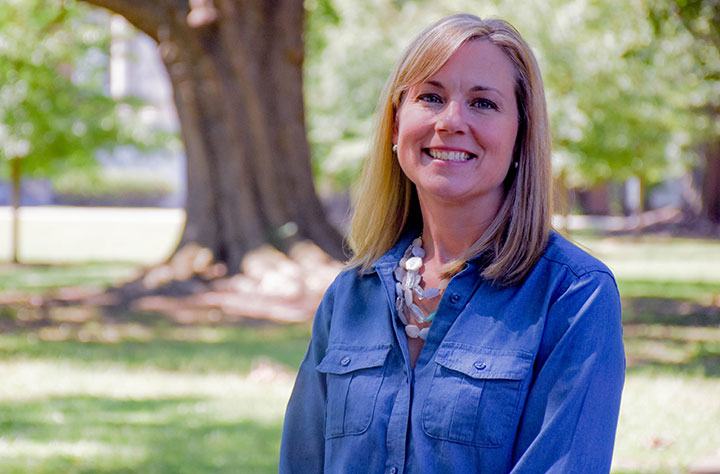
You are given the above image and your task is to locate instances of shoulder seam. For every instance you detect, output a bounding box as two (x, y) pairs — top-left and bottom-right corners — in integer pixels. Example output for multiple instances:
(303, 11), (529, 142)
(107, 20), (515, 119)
(540, 254), (615, 280)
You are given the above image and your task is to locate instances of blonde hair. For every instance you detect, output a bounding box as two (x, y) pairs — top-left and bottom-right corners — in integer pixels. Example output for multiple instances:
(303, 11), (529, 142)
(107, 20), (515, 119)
(348, 14), (552, 286)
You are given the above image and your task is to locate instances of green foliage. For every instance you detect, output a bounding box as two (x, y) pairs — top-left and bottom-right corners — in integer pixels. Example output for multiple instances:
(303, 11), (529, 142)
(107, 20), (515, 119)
(648, 0), (720, 143)
(304, 0), (409, 191)
(527, 0), (702, 186)
(650, 0), (720, 51)
(0, 0), (160, 180)
(304, 0), (713, 189)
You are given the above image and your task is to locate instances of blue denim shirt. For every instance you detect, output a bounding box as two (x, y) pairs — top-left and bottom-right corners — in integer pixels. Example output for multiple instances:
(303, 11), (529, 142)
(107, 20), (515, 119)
(280, 231), (625, 473)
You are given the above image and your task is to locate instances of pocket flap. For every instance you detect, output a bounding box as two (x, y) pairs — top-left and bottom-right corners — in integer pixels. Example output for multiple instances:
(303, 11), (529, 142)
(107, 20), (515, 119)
(434, 343), (533, 380)
(316, 345), (391, 375)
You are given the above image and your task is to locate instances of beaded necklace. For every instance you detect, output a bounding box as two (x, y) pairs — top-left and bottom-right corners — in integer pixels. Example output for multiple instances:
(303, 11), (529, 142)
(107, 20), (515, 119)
(393, 236), (447, 340)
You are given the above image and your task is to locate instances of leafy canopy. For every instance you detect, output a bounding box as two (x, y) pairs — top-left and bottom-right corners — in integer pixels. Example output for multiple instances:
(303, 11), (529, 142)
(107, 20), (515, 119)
(0, 0), (159, 179)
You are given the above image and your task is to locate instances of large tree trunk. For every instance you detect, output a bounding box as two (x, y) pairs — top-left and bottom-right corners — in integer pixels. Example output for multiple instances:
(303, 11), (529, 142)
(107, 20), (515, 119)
(82, 0), (345, 273)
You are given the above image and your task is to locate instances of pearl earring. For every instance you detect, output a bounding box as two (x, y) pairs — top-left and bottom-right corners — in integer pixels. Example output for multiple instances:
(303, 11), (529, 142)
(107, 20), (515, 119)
(392, 144), (398, 154)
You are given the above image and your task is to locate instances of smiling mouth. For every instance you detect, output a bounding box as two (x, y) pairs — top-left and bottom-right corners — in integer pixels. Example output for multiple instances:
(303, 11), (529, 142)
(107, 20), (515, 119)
(424, 148), (476, 162)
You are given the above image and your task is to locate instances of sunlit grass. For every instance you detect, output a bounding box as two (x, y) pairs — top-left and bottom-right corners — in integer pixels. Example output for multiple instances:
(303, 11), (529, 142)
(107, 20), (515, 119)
(0, 262), (140, 292)
(0, 374), (291, 473)
(616, 279), (720, 303)
(612, 375), (720, 474)
(0, 323), (309, 474)
(0, 206), (183, 264)
(572, 234), (720, 283)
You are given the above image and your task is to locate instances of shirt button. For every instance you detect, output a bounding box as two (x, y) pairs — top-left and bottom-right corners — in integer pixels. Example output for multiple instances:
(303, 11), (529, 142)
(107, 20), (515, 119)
(390, 468), (398, 474)
(449, 293), (460, 303)
(474, 361), (486, 370)
(340, 356), (351, 366)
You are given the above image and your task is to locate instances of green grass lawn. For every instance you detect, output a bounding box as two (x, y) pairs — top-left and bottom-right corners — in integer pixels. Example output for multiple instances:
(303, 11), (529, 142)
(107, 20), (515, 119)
(0, 324), (311, 474)
(0, 210), (719, 473)
(0, 262), (140, 292)
(0, 207), (183, 264)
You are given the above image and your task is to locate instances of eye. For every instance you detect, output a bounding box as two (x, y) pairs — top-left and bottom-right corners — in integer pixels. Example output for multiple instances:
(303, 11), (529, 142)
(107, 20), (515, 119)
(471, 98), (498, 110)
(417, 93), (443, 104)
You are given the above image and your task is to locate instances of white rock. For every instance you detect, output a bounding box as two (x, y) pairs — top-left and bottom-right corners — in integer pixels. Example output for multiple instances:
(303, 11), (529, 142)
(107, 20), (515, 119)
(423, 287), (440, 299)
(393, 266), (406, 282)
(418, 327), (430, 340)
(412, 237), (423, 247)
(405, 324), (420, 338)
(411, 246), (426, 258)
(397, 305), (408, 325)
(410, 303), (425, 323)
(404, 272), (420, 289)
(395, 295), (404, 311)
(403, 245), (414, 258)
(404, 288), (413, 306)
(395, 282), (403, 297)
(402, 271), (414, 289)
(405, 256), (422, 272)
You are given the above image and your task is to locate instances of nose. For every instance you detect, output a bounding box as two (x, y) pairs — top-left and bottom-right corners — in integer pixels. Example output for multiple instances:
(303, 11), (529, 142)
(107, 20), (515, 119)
(435, 100), (467, 134)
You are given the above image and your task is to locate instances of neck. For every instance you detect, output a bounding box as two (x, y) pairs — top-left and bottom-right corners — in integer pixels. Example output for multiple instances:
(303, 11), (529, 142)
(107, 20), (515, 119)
(417, 192), (502, 265)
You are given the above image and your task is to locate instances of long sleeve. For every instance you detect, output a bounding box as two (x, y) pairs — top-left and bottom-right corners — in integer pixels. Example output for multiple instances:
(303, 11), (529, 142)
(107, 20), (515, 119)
(510, 270), (625, 473)
(279, 283), (334, 474)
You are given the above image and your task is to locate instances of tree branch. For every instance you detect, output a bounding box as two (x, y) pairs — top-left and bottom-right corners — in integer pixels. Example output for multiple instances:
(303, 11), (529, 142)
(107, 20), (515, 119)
(78, 0), (178, 40)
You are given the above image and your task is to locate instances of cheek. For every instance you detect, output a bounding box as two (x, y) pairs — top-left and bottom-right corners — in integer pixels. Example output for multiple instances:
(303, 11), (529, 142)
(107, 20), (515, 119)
(396, 106), (432, 142)
(486, 121), (518, 157)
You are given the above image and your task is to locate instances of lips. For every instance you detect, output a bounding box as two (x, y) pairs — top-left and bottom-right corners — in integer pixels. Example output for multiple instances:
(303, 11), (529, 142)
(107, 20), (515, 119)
(424, 148), (476, 162)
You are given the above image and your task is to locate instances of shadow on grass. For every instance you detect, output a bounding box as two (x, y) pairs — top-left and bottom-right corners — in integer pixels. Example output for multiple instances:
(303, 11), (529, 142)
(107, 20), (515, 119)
(1, 273), (718, 379)
(624, 297), (720, 327)
(0, 395), (282, 474)
(624, 339), (720, 378)
(0, 307), (310, 373)
(621, 291), (720, 378)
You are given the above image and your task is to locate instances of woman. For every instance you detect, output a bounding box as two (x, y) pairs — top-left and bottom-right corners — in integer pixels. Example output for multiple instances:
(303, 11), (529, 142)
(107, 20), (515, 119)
(280, 14), (624, 474)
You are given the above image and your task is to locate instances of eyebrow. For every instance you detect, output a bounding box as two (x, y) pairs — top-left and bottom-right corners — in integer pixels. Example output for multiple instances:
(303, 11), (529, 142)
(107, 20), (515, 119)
(426, 80), (503, 96)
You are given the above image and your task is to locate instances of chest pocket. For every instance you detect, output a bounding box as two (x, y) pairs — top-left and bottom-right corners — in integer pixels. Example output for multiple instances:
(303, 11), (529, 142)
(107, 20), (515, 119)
(422, 343), (533, 447)
(316, 345), (391, 439)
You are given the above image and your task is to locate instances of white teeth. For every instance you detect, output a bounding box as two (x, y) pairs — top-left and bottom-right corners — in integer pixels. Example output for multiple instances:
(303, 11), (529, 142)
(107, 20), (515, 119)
(428, 149), (472, 161)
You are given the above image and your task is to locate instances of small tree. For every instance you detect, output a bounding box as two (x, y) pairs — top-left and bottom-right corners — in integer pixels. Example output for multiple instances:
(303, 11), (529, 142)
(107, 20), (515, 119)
(0, 0), (157, 262)
(648, 0), (720, 223)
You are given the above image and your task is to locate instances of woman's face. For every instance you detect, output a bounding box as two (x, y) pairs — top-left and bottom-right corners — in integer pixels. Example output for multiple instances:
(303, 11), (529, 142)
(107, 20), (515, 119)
(394, 40), (519, 210)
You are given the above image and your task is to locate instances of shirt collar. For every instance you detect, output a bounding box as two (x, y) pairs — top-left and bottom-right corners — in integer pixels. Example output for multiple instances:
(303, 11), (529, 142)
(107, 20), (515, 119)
(370, 228), (420, 274)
